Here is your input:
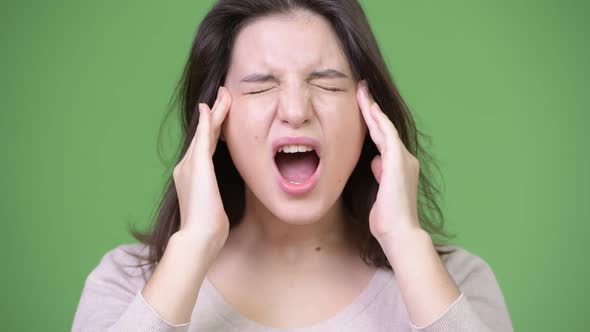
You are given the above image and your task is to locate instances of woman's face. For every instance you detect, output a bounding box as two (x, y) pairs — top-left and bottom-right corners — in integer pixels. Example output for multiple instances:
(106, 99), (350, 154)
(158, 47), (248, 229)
(222, 10), (366, 225)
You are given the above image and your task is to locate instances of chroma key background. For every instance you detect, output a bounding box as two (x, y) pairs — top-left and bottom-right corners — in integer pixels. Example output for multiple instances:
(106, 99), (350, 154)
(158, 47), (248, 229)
(1, 1), (588, 331)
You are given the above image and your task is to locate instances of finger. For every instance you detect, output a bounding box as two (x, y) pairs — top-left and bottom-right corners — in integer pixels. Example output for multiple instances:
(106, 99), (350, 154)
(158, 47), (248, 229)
(356, 80), (385, 152)
(194, 103), (212, 157)
(370, 104), (404, 156)
(184, 104), (203, 162)
(186, 102), (210, 163)
(370, 154), (382, 184)
(210, 86), (232, 138)
(185, 86), (224, 163)
(370, 103), (400, 141)
(356, 81), (379, 133)
(210, 86), (223, 113)
(180, 103), (203, 163)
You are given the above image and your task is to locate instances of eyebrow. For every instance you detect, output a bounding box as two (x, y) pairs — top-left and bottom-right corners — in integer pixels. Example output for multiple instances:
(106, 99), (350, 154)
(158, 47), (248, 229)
(240, 69), (349, 83)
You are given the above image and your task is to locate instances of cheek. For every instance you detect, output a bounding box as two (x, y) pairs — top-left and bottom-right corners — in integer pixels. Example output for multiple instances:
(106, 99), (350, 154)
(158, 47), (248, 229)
(224, 98), (270, 141)
(223, 99), (273, 169)
(316, 95), (366, 171)
(315, 93), (365, 138)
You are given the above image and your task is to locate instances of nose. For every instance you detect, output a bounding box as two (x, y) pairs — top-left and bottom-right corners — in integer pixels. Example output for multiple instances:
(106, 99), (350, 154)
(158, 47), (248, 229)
(277, 83), (312, 129)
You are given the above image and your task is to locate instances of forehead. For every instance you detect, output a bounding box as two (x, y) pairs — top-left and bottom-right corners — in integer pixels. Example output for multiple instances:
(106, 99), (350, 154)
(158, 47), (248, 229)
(227, 10), (352, 78)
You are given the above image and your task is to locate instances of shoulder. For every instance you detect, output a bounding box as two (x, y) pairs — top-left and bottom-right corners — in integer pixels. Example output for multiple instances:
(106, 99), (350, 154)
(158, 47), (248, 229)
(73, 244), (171, 330)
(84, 242), (154, 293)
(429, 244), (514, 330)
(434, 243), (511, 316)
(434, 243), (500, 288)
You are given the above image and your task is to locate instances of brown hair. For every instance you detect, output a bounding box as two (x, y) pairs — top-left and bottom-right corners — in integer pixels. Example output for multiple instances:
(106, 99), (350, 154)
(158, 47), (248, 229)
(130, 0), (455, 270)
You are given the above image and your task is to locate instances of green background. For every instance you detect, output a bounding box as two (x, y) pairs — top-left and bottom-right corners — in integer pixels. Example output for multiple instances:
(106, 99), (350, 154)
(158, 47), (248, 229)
(1, 0), (588, 330)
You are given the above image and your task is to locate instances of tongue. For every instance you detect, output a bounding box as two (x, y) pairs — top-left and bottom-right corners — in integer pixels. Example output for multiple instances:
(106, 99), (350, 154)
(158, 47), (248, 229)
(275, 151), (319, 183)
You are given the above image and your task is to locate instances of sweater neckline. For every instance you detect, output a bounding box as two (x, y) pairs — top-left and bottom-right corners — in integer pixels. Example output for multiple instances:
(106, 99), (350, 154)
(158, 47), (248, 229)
(202, 267), (394, 331)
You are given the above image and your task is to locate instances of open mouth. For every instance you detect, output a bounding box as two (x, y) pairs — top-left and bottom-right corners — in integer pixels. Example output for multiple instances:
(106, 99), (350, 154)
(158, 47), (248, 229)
(274, 148), (320, 184)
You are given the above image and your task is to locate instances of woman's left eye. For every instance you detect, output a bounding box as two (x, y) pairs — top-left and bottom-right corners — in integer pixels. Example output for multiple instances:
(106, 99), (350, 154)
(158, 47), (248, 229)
(317, 86), (343, 92)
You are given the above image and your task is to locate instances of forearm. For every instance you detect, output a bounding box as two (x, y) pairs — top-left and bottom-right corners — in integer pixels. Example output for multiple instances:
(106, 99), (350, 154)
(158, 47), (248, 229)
(141, 231), (219, 326)
(377, 226), (461, 328)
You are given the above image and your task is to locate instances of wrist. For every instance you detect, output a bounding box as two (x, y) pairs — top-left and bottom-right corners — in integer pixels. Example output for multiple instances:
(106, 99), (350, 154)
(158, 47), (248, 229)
(168, 230), (225, 265)
(375, 224), (429, 248)
(177, 219), (229, 250)
(376, 226), (432, 264)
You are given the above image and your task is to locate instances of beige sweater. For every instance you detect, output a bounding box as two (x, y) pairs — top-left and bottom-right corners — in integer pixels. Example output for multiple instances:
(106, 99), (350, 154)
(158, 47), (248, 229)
(72, 243), (513, 331)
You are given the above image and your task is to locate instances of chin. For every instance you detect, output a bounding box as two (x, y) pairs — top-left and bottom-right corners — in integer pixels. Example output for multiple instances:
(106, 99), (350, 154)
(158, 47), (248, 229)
(269, 204), (326, 225)
(265, 187), (340, 225)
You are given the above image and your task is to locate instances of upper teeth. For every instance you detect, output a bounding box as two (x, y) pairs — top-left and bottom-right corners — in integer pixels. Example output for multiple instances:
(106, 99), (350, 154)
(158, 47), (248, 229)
(278, 144), (314, 153)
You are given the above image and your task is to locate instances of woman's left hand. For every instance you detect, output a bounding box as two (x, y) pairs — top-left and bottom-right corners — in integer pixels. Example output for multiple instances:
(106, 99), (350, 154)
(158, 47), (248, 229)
(356, 80), (423, 242)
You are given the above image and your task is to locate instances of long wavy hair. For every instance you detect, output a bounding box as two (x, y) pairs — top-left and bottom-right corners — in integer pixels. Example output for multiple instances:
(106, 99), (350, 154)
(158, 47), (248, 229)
(130, 0), (455, 271)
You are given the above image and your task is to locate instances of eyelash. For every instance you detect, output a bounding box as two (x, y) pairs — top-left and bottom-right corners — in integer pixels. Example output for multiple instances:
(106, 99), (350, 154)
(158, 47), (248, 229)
(248, 86), (343, 95)
(319, 86), (344, 92)
(248, 88), (273, 95)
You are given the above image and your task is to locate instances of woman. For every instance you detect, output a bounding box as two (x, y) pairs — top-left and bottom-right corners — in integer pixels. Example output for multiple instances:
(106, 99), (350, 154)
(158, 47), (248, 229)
(72, 1), (513, 331)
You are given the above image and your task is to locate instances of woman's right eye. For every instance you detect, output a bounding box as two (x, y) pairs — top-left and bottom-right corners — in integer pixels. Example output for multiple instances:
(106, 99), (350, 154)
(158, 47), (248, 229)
(248, 87), (273, 95)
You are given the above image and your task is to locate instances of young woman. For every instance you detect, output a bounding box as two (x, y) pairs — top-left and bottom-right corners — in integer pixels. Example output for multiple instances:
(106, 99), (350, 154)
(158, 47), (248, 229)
(72, 1), (513, 331)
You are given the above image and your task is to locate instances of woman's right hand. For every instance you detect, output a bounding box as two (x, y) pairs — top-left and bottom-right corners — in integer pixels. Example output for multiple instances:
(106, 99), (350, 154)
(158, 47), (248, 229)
(172, 86), (232, 253)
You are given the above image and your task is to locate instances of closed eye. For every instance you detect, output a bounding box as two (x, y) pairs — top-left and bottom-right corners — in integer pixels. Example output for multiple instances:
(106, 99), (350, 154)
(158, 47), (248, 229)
(247, 87), (274, 95)
(315, 85), (344, 92)
(248, 86), (344, 94)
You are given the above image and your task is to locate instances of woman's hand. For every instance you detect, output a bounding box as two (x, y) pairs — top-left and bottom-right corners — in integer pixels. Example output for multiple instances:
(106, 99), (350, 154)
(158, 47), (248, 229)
(173, 86), (232, 252)
(356, 81), (463, 328)
(356, 80), (422, 242)
(141, 86), (233, 325)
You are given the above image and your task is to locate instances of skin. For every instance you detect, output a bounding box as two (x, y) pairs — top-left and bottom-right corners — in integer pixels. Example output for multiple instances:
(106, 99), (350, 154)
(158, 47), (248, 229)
(222, 10), (366, 229)
(142, 9), (460, 329)
(210, 11), (373, 326)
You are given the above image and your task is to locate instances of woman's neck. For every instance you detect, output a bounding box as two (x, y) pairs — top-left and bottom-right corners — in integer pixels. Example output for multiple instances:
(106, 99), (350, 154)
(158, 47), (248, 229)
(226, 188), (355, 267)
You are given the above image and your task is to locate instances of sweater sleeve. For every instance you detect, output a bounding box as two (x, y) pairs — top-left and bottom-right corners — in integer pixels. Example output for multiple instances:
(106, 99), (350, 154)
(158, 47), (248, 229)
(71, 244), (190, 332)
(409, 246), (514, 332)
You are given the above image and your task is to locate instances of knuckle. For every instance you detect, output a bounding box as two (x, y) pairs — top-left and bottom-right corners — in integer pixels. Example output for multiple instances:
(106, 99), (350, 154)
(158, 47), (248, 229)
(173, 164), (182, 178)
